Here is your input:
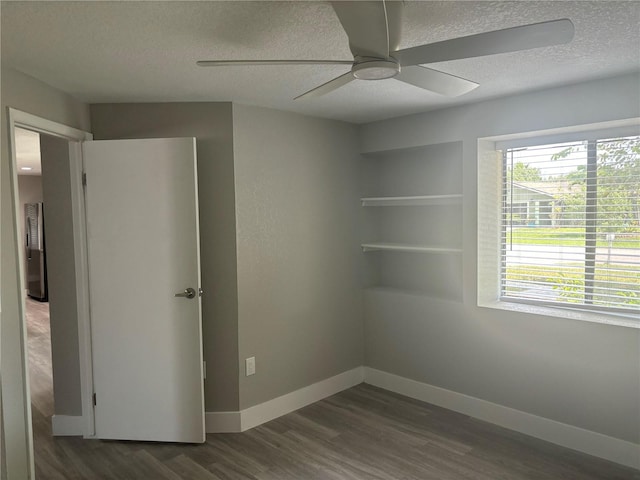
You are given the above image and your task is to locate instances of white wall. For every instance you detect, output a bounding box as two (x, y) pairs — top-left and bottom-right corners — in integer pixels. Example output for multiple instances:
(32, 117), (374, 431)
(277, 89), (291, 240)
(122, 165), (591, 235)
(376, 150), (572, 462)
(359, 73), (640, 444)
(232, 105), (364, 409)
(1, 67), (90, 480)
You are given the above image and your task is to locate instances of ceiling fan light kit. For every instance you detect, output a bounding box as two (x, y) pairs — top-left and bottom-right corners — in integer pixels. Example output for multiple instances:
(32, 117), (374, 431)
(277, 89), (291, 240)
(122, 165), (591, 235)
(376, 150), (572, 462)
(197, 1), (574, 100)
(351, 58), (400, 80)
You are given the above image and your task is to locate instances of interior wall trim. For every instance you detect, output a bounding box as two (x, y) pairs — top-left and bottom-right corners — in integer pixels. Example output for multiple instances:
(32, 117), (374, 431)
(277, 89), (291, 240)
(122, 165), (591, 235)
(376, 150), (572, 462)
(363, 367), (640, 470)
(240, 367), (364, 432)
(51, 415), (84, 437)
(205, 367), (364, 433)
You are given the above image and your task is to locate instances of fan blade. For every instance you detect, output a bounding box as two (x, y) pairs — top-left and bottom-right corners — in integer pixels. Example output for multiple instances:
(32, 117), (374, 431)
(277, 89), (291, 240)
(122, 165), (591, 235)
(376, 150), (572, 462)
(396, 66), (479, 97)
(385, 1), (403, 53)
(295, 71), (354, 100)
(395, 19), (574, 66)
(197, 60), (352, 67)
(331, 1), (403, 58)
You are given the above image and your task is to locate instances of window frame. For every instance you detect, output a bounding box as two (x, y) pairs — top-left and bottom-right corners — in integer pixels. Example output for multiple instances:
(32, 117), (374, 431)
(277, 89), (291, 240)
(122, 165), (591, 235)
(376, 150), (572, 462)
(477, 120), (640, 329)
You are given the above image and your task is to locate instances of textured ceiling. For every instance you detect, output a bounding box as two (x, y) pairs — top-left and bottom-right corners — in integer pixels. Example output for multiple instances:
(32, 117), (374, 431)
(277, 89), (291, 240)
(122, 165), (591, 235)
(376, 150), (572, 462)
(14, 128), (41, 175)
(1, 1), (639, 124)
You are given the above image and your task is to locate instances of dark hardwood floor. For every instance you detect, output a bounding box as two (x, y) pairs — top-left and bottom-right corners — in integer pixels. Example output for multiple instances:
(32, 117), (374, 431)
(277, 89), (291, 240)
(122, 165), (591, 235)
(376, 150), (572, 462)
(27, 299), (639, 479)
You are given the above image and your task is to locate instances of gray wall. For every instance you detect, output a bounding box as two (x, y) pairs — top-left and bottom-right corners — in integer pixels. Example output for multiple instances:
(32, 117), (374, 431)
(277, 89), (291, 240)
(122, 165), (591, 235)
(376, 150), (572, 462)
(90, 103), (365, 412)
(232, 105), (363, 409)
(17, 175), (43, 203)
(359, 73), (640, 443)
(18, 174), (44, 288)
(89, 103), (239, 411)
(40, 135), (83, 416)
(1, 67), (91, 480)
(3, 65), (635, 479)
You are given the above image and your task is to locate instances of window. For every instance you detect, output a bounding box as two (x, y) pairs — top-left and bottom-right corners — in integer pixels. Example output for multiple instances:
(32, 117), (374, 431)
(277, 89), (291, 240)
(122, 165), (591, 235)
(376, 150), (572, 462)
(500, 135), (640, 313)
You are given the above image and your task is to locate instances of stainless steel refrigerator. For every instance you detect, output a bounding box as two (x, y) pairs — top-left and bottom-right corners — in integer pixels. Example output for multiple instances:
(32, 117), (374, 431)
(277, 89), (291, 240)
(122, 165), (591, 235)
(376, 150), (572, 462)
(25, 202), (48, 301)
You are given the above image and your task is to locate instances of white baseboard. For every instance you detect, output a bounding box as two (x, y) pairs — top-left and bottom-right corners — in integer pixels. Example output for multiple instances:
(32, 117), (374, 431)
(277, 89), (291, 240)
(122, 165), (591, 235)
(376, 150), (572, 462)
(240, 366), (364, 431)
(364, 367), (640, 471)
(83, 363), (632, 469)
(205, 367), (364, 433)
(51, 415), (84, 436)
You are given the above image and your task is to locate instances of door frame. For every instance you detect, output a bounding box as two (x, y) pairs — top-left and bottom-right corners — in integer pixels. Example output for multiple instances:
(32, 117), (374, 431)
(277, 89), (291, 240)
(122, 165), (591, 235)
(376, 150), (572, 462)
(6, 108), (96, 467)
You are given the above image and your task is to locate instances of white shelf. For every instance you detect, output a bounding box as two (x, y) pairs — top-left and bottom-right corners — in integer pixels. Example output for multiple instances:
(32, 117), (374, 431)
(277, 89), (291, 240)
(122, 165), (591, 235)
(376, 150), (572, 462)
(361, 194), (462, 207)
(361, 243), (462, 254)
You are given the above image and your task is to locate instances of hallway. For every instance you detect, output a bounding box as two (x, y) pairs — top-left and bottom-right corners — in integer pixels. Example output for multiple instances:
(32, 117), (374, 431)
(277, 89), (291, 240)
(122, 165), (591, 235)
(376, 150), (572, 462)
(26, 298), (53, 423)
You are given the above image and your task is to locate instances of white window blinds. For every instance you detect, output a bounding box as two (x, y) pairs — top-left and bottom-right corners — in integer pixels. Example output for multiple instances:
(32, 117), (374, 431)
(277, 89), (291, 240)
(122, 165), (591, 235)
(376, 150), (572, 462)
(501, 136), (640, 313)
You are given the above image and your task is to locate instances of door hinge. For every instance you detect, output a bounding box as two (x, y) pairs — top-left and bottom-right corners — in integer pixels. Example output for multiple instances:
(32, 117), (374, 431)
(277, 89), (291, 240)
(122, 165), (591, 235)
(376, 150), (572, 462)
(203, 361), (207, 380)
(82, 172), (87, 187)
(92, 392), (97, 406)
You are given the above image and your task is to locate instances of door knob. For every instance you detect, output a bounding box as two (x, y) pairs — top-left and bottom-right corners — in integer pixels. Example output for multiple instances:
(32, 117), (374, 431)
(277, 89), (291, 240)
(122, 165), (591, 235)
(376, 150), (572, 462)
(175, 287), (196, 299)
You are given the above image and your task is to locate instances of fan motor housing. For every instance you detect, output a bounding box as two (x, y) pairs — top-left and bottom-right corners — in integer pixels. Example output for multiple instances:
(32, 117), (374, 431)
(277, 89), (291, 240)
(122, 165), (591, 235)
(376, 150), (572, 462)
(352, 58), (400, 80)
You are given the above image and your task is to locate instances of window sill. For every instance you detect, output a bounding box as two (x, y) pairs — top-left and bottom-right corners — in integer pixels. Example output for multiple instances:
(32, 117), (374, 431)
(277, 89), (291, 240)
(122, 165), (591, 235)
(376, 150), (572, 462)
(478, 299), (639, 329)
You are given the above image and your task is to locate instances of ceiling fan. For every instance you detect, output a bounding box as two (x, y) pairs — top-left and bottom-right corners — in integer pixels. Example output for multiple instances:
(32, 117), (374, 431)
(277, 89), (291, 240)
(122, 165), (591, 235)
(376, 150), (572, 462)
(197, 1), (574, 100)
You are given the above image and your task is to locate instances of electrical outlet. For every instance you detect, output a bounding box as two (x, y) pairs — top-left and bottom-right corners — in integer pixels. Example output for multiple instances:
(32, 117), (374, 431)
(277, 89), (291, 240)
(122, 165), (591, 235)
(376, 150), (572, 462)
(246, 356), (256, 376)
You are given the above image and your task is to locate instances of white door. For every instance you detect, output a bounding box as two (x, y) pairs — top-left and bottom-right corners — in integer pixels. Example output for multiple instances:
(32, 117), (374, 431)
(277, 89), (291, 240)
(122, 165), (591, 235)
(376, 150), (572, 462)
(83, 137), (205, 443)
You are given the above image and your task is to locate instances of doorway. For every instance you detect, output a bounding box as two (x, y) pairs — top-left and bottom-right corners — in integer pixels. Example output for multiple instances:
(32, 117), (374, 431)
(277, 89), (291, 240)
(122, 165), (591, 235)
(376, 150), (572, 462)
(14, 126), (86, 476)
(4, 109), (93, 479)
(14, 127), (56, 466)
(5, 109), (205, 479)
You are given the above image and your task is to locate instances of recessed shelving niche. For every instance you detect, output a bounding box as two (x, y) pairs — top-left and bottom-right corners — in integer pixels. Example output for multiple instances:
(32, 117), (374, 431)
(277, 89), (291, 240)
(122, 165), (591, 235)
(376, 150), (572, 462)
(360, 141), (463, 301)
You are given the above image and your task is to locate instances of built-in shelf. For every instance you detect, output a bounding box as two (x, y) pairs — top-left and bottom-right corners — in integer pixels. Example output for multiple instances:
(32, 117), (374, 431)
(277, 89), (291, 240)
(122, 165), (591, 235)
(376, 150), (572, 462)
(361, 243), (462, 254)
(360, 141), (463, 300)
(361, 194), (462, 207)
